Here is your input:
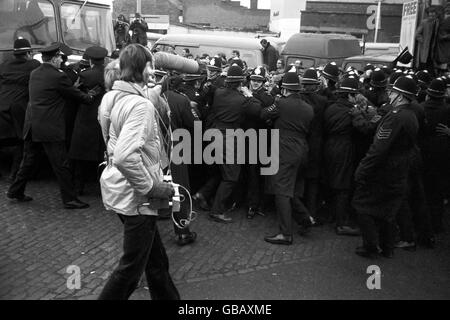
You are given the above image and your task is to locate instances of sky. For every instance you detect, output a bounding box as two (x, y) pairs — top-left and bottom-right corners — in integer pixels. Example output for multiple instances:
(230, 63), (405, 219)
(235, 0), (271, 10)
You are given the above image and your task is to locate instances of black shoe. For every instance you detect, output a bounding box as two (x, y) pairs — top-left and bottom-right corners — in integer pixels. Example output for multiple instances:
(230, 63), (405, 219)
(209, 213), (232, 223)
(6, 193), (33, 202)
(193, 192), (210, 211)
(394, 241), (416, 251)
(64, 199), (89, 209)
(177, 232), (197, 246)
(264, 234), (293, 245)
(355, 246), (381, 259)
(247, 207), (256, 219)
(336, 225), (361, 236)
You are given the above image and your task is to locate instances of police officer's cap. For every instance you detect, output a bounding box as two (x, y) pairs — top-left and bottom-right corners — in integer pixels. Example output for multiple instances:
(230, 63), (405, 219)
(336, 76), (359, 93)
(364, 63), (375, 72)
(322, 62), (339, 82)
(225, 65), (244, 83)
(249, 66), (266, 81)
(427, 78), (446, 98)
(392, 76), (418, 99)
(13, 37), (32, 55)
(50, 42), (72, 56)
(415, 70), (432, 86)
(388, 70), (404, 88)
(281, 72), (301, 91)
(301, 68), (320, 84)
(370, 68), (387, 88)
(207, 56), (222, 71)
(230, 58), (244, 70)
(182, 73), (203, 82)
(85, 46), (108, 60)
(39, 42), (62, 57)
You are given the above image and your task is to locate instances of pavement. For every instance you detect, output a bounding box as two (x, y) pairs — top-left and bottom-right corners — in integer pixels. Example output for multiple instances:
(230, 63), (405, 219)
(1, 175), (450, 300)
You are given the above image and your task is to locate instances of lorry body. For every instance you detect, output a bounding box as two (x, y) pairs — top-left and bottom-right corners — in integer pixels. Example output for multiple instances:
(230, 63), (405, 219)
(0, 0), (116, 64)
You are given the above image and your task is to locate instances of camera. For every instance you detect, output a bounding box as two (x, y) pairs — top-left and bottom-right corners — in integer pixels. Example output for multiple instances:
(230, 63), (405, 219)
(163, 175), (181, 212)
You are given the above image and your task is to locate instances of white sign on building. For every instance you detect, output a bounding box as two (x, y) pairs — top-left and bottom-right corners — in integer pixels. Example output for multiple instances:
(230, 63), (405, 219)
(399, 0), (418, 55)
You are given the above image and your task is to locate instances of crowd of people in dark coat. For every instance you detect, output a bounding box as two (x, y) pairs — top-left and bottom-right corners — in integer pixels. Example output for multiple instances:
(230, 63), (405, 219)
(1, 33), (450, 259)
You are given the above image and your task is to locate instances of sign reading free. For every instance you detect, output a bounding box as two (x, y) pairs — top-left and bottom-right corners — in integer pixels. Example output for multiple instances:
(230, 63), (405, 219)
(399, 0), (419, 63)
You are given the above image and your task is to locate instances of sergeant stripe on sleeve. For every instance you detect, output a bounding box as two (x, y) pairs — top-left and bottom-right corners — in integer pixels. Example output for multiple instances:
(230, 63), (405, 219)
(376, 125), (392, 140)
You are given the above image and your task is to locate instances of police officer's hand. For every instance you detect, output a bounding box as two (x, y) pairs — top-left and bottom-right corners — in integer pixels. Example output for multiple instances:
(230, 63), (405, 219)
(147, 181), (175, 199)
(436, 123), (450, 137)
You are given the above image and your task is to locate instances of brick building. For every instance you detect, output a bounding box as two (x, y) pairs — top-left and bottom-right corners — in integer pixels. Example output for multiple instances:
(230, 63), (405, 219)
(113, 0), (270, 31)
(301, 1), (403, 43)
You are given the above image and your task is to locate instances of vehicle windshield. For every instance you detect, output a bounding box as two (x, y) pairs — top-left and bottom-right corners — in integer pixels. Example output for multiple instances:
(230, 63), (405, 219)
(61, 2), (115, 54)
(0, 0), (58, 50)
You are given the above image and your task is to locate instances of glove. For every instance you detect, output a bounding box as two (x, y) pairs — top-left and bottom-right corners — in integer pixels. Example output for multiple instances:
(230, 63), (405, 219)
(147, 181), (175, 199)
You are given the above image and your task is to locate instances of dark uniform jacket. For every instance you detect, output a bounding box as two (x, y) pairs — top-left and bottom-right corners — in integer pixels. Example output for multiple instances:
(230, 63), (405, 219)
(421, 98), (450, 190)
(299, 91), (327, 179)
(165, 90), (198, 195)
(323, 98), (356, 190)
(363, 87), (389, 108)
(210, 87), (261, 181)
(353, 105), (418, 219)
(24, 63), (93, 142)
(261, 93), (314, 197)
(177, 83), (203, 120)
(0, 57), (40, 140)
(69, 64), (105, 161)
(198, 75), (225, 127)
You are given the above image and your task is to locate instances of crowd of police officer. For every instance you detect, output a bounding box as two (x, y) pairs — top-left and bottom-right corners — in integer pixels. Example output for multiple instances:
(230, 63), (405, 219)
(1, 36), (450, 257)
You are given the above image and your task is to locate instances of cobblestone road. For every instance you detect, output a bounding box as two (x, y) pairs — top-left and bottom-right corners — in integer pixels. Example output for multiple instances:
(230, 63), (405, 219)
(1, 178), (450, 300)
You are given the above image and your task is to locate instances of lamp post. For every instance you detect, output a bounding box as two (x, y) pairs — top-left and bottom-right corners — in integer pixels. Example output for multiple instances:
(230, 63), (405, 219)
(374, 0), (381, 43)
(136, 0), (141, 14)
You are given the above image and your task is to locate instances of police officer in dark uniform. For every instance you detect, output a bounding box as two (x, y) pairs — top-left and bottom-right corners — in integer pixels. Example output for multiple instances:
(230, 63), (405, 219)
(163, 80), (198, 246)
(6, 43), (96, 208)
(177, 73), (204, 194)
(262, 72), (314, 245)
(192, 56), (226, 210)
(197, 56), (226, 128)
(245, 66), (274, 218)
(353, 76), (419, 258)
(323, 76), (361, 236)
(363, 68), (389, 108)
(421, 77), (450, 235)
(208, 65), (261, 223)
(319, 62), (340, 104)
(299, 68), (327, 225)
(69, 46), (108, 195)
(0, 37), (40, 182)
(415, 70), (432, 103)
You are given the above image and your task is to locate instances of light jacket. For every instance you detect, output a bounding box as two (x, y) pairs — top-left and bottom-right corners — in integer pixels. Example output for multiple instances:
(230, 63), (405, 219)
(98, 80), (162, 216)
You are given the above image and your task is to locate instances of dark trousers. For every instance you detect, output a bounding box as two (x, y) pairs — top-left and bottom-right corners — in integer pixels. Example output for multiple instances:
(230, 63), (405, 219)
(423, 169), (445, 233)
(246, 163), (263, 209)
(99, 214), (180, 300)
(8, 139), (77, 203)
(403, 166), (434, 238)
(305, 178), (320, 218)
(9, 142), (23, 180)
(198, 164), (221, 201)
(331, 189), (351, 227)
(396, 200), (415, 242)
(358, 214), (396, 252)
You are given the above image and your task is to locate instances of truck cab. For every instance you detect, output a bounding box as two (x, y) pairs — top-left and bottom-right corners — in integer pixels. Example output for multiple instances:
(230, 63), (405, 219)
(0, 0), (116, 64)
(280, 33), (361, 70)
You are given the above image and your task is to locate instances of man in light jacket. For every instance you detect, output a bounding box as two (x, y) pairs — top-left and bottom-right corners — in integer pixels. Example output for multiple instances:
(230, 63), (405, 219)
(97, 44), (179, 300)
